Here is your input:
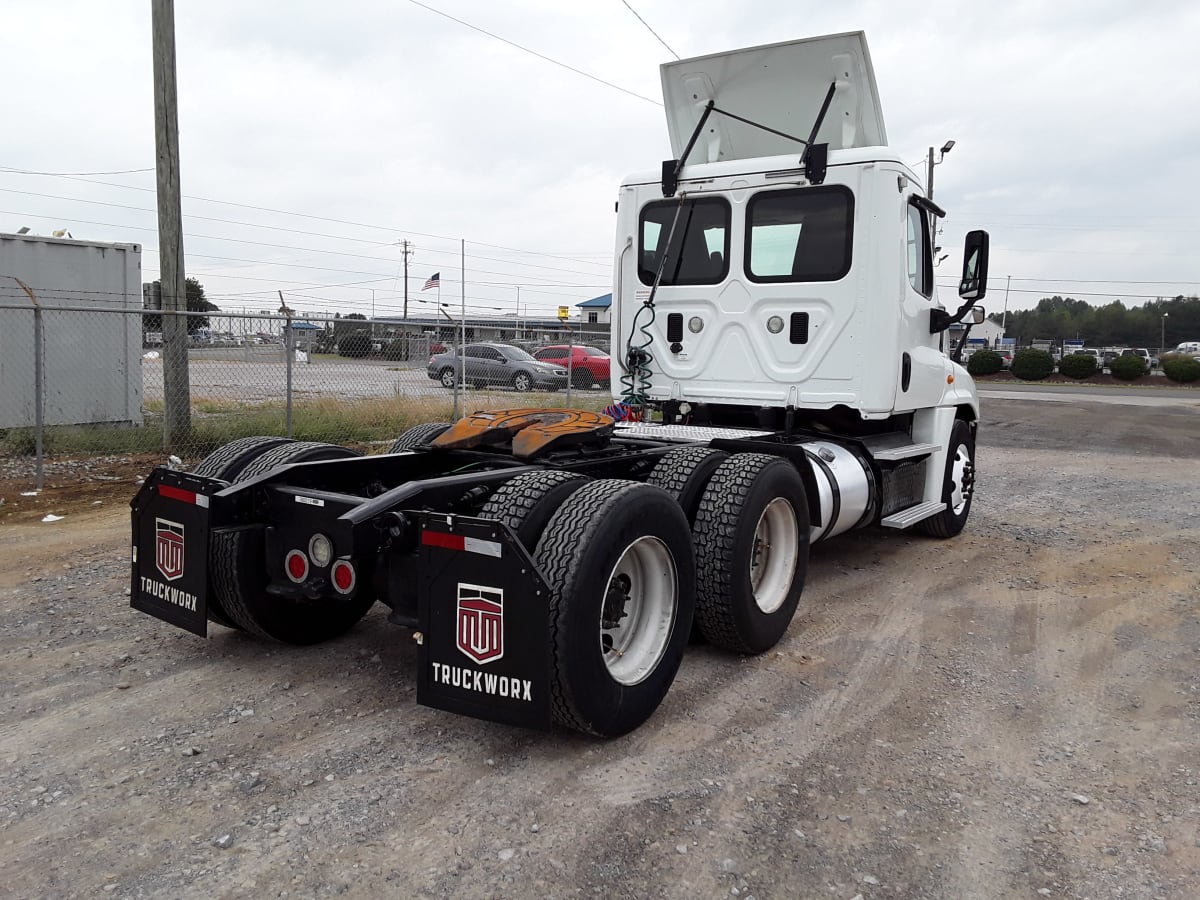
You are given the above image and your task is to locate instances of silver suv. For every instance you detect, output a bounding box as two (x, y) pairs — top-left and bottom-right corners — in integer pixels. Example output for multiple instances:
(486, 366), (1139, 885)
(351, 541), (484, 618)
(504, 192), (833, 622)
(427, 342), (568, 392)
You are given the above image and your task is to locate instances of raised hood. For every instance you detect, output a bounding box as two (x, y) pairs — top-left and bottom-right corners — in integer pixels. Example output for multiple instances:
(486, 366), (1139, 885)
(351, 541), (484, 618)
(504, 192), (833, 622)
(660, 31), (887, 163)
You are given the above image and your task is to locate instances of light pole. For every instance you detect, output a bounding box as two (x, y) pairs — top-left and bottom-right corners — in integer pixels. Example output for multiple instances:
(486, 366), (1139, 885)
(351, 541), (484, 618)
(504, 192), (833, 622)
(925, 140), (955, 202)
(1161, 312), (1168, 353)
(1001, 274), (1011, 346)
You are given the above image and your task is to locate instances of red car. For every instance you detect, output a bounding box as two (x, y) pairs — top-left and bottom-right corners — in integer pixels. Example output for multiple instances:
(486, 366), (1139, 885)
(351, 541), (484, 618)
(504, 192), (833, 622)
(532, 345), (611, 388)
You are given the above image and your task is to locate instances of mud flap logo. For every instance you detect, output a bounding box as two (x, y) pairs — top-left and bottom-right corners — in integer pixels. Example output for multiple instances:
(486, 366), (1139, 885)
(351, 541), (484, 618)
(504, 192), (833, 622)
(457, 583), (503, 664)
(155, 518), (185, 581)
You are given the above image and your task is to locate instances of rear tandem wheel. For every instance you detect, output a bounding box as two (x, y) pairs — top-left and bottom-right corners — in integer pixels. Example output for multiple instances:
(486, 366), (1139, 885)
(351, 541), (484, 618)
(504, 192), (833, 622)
(187, 435), (292, 629)
(209, 441), (376, 644)
(692, 453), (810, 654)
(534, 480), (695, 737)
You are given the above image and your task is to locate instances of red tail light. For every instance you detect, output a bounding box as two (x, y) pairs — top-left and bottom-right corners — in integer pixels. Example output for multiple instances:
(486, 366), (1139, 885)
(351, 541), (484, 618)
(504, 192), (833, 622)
(331, 560), (357, 594)
(285, 549), (309, 583)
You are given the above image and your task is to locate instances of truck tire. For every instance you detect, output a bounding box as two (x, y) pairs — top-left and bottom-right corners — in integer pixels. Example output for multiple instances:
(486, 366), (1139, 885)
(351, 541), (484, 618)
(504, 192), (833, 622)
(210, 441), (373, 644)
(693, 454), (809, 654)
(187, 435), (293, 629)
(646, 446), (730, 524)
(917, 420), (975, 538)
(478, 469), (591, 550)
(234, 441), (360, 482)
(534, 480), (695, 737)
(190, 435), (292, 481)
(388, 422), (452, 453)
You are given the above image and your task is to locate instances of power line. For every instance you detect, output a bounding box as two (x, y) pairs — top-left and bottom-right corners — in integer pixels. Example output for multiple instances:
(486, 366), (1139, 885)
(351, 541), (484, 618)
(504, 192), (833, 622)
(404, 0), (662, 106)
(1, 210), (606, 287)
(0, 180), (612, 270)
(0, 165), (153, 177)
(0, 169), (612, 266)
(620, 0), (680, 59)
(937, 276), (1199, 286)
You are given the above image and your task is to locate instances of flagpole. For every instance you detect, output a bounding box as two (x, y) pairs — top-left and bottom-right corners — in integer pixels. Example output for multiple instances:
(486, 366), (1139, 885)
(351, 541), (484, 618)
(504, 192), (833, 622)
(443, 280), (458, 419)
(460, 239), (466, 407)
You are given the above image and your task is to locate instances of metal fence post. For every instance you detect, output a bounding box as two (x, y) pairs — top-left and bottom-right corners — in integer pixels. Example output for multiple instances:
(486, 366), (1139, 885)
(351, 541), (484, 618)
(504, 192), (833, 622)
(9, 278), (45, 490)
(566, 327), (574, 405)
(284, 309), (294, 438)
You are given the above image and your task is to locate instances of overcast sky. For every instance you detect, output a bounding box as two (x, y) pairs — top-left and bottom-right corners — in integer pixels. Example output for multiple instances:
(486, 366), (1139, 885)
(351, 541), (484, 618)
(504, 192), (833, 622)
(3, 0), (1197, 323)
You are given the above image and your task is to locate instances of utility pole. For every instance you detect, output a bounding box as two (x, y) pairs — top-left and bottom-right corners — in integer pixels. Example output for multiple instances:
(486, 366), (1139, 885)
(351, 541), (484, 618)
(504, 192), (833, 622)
(400, 239), (414, 319)
(1001, 274), (1011, 338)
(152, 0), (190, 447)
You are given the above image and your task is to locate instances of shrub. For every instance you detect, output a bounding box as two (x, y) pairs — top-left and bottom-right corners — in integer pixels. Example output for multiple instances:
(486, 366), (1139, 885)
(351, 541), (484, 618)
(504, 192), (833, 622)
(966, 349), (1002, 376)
(1162, 356), (1200, 383)
(1058, 353), (1097, 379)
(338, 330), (372, 358)
(1109, 354), (1148, 381)
(1010, 348), (1054, 381)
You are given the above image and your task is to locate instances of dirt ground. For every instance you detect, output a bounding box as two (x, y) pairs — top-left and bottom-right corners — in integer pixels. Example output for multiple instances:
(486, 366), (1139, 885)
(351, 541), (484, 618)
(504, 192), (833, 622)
(1, 396), (1198, 899)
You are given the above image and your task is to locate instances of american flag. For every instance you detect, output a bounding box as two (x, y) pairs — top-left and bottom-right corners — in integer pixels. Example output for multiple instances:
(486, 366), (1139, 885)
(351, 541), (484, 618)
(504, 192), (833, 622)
(422, 272), (440, 291)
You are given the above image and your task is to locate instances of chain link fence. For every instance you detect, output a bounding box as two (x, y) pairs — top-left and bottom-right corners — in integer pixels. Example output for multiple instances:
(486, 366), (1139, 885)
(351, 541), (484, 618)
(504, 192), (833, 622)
(0, 297), (615, 487)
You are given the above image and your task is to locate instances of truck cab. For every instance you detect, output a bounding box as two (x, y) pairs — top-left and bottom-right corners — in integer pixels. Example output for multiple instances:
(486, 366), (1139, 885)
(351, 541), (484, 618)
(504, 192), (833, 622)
(612, 32), (985, 431)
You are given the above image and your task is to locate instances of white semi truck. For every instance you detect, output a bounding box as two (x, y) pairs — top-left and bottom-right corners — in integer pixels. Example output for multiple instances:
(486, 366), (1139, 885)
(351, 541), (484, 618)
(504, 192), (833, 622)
(131, 32), (990, 737)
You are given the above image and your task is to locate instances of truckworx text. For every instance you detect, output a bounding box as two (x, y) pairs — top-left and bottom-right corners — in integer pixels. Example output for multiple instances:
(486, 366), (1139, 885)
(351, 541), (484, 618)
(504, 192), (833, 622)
(131, 32), (990, 738)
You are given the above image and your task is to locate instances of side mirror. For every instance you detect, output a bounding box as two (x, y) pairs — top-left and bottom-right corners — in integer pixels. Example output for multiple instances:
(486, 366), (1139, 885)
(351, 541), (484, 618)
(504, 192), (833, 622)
(968, 306), (986, 325)
(959, 230), (990, 300)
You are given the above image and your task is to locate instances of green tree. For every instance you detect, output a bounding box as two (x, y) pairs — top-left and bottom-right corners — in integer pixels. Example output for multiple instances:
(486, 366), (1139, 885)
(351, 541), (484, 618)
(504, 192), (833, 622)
(143, 277), (219, 335)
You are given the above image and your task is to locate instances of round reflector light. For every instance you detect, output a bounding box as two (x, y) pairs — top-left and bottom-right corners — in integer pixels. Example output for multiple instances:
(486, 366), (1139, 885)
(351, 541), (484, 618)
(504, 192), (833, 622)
(285, 549), (309, 583)
(308, 533), (333, 568)
(767, 315), (784, 334)
(331, 560), (356, 594)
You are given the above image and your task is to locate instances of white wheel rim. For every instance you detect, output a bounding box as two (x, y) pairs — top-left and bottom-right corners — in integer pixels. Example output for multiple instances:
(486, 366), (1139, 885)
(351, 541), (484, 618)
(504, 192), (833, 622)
(441, 370), (455, 387)
(599, 536), (677, 686)
(949, 444), (973, 515)
(749, 498), (799, 614)
(516, 374), (531, 390)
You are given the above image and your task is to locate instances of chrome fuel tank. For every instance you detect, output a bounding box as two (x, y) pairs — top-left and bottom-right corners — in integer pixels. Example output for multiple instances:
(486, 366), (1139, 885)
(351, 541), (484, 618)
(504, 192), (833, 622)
(802, 440), (876, 542)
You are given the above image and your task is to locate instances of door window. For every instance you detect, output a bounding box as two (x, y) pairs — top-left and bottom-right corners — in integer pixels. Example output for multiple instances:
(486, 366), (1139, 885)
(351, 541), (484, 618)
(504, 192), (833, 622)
(906, 202), (933, 297)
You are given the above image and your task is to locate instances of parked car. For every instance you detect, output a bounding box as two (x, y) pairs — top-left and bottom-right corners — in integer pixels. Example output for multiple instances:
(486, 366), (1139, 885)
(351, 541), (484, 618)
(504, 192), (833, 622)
(427, 342), (568, 392)
(996, 349), (1013, 370)
(1121, 348), (1153, 370)
(531, 345), (612, 388)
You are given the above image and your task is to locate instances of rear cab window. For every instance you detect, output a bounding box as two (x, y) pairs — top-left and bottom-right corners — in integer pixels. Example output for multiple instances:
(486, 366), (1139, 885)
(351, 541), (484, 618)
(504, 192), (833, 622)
(744, 186), (854, 283)
(639, 198), (731, 285)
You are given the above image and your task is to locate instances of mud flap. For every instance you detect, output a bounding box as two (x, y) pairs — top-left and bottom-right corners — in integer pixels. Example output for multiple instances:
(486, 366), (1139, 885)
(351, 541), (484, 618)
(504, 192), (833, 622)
(416, 514), (552, 730)
(130, 468), (220, 637)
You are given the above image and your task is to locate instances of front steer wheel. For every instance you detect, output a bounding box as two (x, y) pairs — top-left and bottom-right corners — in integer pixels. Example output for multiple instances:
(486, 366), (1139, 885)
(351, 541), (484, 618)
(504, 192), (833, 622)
(534, 480), (695, 737)
(917, 420), (976, 538)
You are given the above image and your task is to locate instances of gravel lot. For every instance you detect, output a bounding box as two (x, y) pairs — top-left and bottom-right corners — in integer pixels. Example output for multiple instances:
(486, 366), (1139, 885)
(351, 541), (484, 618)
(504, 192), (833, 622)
(1, 397), (1198, 898)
